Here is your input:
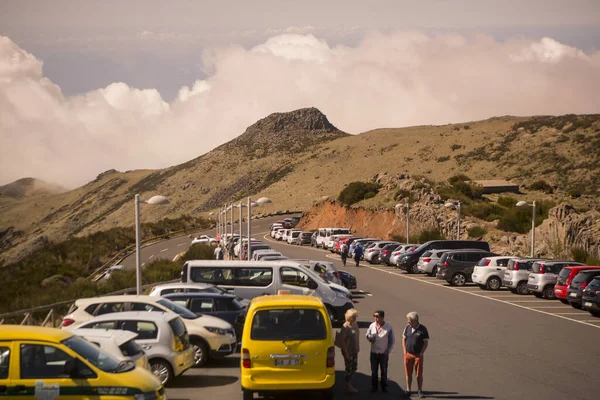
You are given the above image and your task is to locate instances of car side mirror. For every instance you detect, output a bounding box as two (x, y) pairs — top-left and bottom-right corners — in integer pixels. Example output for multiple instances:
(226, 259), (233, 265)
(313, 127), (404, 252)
(307, 280), (318, 290)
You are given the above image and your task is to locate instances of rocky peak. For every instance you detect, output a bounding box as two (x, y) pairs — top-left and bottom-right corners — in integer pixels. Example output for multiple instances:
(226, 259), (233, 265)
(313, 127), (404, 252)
(224, 107), (347, 155)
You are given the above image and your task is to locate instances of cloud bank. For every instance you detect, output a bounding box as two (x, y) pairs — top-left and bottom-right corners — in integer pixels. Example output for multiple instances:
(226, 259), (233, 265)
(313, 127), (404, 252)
(1, 32), (599, 188)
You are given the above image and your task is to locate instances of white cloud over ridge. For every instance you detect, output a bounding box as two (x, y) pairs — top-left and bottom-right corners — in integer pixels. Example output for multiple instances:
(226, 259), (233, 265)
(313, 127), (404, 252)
(1, 32), (599, 188)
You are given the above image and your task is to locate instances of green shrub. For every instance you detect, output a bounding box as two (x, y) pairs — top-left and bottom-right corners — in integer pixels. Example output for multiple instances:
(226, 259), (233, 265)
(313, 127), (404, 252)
(450, 144), (462, 151)
(571, 248), (600, 265)
(528, 180), (554, 194)
(338, 181), (381, 205)
(463, 202), (504, 222)
(390, 234), (418, 243)
(448, 174), (471, 184)
(497, 196), (518, 208)
(467, 226), (488, 238)
(182, 244), (215, 262)
(497, 200), (555, 233)
(437, 156), (450, 162)
(395, 189), (417, 203)
(418, 229), (445, 243)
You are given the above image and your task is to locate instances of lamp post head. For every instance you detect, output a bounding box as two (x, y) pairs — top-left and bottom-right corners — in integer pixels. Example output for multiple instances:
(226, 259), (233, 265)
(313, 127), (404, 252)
(256, 197), (272, 204)
(516, 201), (529, 207)
(444, 202), (456, 209)
(146, 195), (169, 205)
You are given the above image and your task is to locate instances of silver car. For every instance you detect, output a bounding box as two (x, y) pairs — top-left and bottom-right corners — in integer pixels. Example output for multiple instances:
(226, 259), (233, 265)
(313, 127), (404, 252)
(417, 249), (453, 276)
(363, 241), (399, 264)
(388, 244), (419, 266)
(503, 258), (547, 295)
(73, 328), (150, 371)
(77, 311), (195, 385)
(527, 260), (585, 299)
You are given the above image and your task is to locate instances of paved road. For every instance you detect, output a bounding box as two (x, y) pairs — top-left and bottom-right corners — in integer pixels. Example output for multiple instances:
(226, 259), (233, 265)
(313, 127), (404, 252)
(126, 224), (600, 400)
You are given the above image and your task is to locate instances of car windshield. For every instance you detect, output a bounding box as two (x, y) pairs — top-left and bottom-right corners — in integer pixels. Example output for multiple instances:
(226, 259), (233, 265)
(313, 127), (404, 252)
(157, 299), (199, 319)
(62, 336), (133, 373)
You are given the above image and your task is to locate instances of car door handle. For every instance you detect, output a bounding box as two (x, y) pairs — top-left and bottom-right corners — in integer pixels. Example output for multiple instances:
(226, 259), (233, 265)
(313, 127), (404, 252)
(496, 268), (502, 270)
(14, 385), (26, 393)
(142, 345), (153, 350)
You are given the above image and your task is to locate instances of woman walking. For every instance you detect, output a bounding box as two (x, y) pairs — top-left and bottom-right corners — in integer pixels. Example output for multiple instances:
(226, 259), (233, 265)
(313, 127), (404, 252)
(338, 309), (360, 394)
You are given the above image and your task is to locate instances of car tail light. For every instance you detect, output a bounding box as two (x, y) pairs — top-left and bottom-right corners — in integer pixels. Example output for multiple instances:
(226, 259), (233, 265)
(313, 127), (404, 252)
(443, 261), (449, 267)
(392, 251), (400, 256)
(333, 271), (340, 279)
(382, 251), (389, 256)
(326, 347), (335, 368)
(483, 259), (491, 266)
(538, 264), (546, 274)
(423, 258), (431, 263)
(61, 318), (75, 327)
(242, 348), (251, 368)
(581, 282), (588, 290)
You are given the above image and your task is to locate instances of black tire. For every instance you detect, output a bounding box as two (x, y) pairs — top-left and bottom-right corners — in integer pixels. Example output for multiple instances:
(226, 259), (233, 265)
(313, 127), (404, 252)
(559, 298), (569, 305)
(451, 273), (467, 287)
(486, 277), (502, 291)
(510, 288), (518, 294)
(241, 388), (253, 400)
(590, 311), (600, 317)
(543, 285), (555, 299)
(150, 359), (174, 386)
(410, 263), (420, 274)
(192, 339), (209, 367)
(478, 284), (487, 290)
(570, 302), (582, 310)
(372, 255), (380, 264)
(516, 281), (529, 295)
(431, 266), (438, 277)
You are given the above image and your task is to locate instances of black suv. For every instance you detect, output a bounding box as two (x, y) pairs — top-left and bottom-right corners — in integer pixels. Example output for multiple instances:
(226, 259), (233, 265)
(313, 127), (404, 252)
(567, 270), (600, 309)
(582, 276), (600, 317)
(397, 240), (491, 273)
(435, 249), (498, 286)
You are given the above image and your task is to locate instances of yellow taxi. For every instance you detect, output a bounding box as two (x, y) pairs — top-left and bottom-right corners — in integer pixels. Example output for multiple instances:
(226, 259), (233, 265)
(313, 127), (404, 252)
(240, 295), (335, 400)
(0, 325), (165, 399)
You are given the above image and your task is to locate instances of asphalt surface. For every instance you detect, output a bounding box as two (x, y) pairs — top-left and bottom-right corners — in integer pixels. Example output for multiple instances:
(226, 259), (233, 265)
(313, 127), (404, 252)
(121, 218), (600, 400)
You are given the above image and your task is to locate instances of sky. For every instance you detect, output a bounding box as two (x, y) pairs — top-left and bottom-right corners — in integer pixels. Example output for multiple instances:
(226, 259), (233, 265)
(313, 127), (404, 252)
(1, 0), (599, 187)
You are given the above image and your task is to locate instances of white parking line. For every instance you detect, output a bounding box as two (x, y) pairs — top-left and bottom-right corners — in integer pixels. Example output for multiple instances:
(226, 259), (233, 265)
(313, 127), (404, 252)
(367, 265), (600, 330)
(529, 306), (572, 309)
(553, 313), (589, 315)
(160, 248), (168, 252)
(177, 243), (186, 247)
(509, 300), (557, 303)
(149, 254), (154, 259)
(583, 320), (600, 323)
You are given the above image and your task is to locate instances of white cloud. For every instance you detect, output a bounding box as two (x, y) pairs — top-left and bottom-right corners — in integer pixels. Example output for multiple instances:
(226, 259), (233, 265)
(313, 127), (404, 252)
(1, 32), (599, 188)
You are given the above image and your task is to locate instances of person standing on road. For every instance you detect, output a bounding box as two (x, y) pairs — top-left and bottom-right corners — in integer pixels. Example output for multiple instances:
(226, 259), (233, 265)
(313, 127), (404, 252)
(341, 242), (349, 267)
(214, 245), (223, 260)
(353, 243), (364, 267)
(366, 310), (395, 393)
(338, 309), (360, 394)
(403, 311), (430, 398)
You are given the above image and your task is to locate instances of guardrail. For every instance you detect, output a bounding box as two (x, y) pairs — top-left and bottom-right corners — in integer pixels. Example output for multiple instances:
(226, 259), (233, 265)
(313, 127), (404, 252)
(0, 210), (304, 327)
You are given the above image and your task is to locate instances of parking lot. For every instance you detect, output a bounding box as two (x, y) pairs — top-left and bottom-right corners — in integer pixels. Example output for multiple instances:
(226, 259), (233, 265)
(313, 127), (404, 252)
(162, 229), (599, 400)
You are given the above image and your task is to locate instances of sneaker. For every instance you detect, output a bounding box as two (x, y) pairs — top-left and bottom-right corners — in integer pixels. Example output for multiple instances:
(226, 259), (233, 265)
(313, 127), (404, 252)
(418, 390), (425, 398)
(404, 389), (411, 396)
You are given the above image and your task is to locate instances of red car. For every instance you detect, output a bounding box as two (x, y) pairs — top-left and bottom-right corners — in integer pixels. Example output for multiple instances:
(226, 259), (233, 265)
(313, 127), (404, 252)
(554, 266), (600, 303)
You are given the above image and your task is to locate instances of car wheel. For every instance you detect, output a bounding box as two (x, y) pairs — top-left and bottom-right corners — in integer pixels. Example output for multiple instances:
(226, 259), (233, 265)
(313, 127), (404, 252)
(516, 281), (529, 295)
(192, 339), (209, 367)
(486, 277), (502, 291)
(411, 263), (420, 274)
(372, 255), (380, 264)
(150, 359), (173, 386)
(431, 266), (438, 276)
(451, 273), (466, 286)
(590, 310), (600, 317)
(241, 388), (253, 400)
(543, 285), (555, 299)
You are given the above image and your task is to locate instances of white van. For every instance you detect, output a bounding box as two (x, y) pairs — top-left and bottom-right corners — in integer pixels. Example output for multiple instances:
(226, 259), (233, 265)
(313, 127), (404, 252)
(317, 228), (351, 249)
(181, 260), (354, 321)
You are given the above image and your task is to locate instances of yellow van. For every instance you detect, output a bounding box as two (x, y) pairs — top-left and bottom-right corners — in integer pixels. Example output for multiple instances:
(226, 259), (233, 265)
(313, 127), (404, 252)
(0, 325), (165, 399)
(240, 295), (335, 400)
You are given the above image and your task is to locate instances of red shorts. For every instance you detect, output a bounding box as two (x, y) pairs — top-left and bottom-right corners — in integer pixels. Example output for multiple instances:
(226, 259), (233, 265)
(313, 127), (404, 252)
(404, 353), (424, 378)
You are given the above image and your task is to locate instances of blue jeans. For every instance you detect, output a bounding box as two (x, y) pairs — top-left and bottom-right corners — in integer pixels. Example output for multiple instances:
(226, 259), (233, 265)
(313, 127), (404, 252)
(370, 352), (389, 389)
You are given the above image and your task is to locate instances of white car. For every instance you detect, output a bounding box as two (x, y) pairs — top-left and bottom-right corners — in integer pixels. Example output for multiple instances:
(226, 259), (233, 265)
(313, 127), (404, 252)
(61, 295), (236, 367)
(286, 230), (302, 244)
(388, 244), (419, 266)
(103, 265), (125, 280)
(75, 312), (194, 386)
(73, 328), (150, 371)
(234, 238), (260, 257)
(252, 250), (283, 261)
(191, 235), (217, 245)
(472, 256), (518, 290)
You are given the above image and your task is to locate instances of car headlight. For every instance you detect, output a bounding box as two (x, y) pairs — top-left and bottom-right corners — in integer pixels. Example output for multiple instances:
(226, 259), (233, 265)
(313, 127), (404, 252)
(205, 327), (227, 335)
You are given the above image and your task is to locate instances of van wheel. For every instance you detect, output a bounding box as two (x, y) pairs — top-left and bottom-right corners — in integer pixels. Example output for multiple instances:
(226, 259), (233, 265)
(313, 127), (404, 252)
(372, 255), (380, 264)
(150, 359), (173, 386)
(431, 266), (438, 276)
(451, 273), (466, 286)
(486, 277), (502, 291)
(192, 339), (209, 367)
(543, 286), (555, 299)
(241, 388), (253, 400)
(516, 281), (529, 295)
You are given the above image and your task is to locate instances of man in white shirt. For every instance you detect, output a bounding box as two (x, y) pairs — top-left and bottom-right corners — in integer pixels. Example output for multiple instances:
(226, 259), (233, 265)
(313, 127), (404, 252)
(366, 309), (395, 393)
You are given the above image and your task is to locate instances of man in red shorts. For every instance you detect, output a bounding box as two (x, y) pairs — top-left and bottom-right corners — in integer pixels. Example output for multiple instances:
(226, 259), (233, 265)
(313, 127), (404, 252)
(403, 311), (430, 398)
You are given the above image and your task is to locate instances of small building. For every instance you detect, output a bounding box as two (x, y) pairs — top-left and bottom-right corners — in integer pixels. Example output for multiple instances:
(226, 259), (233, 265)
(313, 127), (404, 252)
(473, 180), (519, 194)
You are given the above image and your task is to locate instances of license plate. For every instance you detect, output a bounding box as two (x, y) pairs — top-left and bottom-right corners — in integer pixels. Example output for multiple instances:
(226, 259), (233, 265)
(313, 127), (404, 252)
(569, 292), (578, 297)
(274, 359), (301, 366)
(584, 302), (593, 308)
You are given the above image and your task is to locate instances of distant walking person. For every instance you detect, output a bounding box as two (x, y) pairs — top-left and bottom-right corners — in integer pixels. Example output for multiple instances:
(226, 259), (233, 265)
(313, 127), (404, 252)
(366, 310), (395, 393)
(353, 243), (364, 267)
(338, 309), (360, 394)
(214, 245), (223, 260)
(403, 311), (430, 398)
(341, 242), (349, 267)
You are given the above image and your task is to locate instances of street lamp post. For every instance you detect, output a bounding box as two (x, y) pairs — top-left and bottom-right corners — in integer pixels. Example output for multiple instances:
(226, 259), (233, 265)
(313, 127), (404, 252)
(444, 201), (461, 240)
(516, 200), (536, 257)
(247, 197), (271, 261)
(395, 203), (410, 242)
(135, 194), (169, 295)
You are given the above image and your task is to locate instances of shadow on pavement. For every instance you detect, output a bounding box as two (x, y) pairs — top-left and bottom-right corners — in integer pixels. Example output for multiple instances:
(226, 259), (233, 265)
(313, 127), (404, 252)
(333, 371), (409, 399)
(204, 356), (240, 369)
(172, 374), (238, 388)
(421, 392), (495, 399)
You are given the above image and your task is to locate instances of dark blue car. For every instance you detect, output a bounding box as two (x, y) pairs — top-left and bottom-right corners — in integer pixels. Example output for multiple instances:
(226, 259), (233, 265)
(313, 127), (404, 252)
(164, 293), (246, 340)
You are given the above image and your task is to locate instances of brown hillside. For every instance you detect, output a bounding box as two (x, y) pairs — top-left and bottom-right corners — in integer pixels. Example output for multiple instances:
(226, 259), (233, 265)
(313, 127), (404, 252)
(0, 111), (599, 264)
